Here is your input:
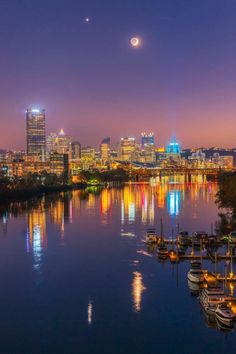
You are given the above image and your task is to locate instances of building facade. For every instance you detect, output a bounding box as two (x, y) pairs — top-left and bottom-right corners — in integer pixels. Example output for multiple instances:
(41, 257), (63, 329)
(26, 108), (46, 161)
(141, 132), (155, 147)
(100, 137), (110, 163)
(71, 141), (81, 160)
(119, 137), (135, 161)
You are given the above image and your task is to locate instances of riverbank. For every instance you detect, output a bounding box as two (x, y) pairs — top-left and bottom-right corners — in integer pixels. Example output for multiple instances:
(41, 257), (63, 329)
(0, 182), (87, 203)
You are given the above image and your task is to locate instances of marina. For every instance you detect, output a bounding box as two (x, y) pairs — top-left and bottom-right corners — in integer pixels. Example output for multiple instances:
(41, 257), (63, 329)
(144, 222), (236, 332)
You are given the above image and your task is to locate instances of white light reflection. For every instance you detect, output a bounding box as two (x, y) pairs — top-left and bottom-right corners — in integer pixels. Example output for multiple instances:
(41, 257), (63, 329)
(167, 190), (180, 216)
(132, 272), (146, 313)
(88, 300), (92, 325)
(129, 202), (135, 222)
(32, 225), (42, 271)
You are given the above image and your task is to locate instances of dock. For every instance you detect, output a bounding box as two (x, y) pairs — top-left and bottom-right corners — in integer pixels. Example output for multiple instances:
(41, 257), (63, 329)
(179, 254), (236, 260)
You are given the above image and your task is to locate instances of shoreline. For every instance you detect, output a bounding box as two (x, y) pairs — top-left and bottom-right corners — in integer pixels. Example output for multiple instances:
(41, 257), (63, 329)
(0, 182), (87, 204)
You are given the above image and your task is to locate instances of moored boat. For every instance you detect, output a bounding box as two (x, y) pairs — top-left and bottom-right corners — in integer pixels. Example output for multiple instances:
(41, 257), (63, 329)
(188, 279), (200, 296)
(158, 238), (169, 259)
(145, 228), (159, 244)
(199, 287), (233, 315)
(216, 317), (234, 332)
(178, 231), (189, 246)
(187, 260), (207, 283)
(215, 303), (235, 326)
(188, 268), (206, 283)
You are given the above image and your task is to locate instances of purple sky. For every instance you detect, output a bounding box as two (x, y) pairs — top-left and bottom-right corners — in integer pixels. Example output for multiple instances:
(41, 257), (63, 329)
(0, 0), (236, 149)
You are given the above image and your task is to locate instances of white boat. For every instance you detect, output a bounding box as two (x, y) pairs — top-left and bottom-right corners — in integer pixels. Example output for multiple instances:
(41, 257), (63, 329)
(200, 296), (221, 315)
(215, 304), (235, 326)
(200, 287), (225, 298)
(187, 269), (206, 283)
(216, 317), (234, 332)
(188, 279), (200, 296)
(199, 288), (233, 315)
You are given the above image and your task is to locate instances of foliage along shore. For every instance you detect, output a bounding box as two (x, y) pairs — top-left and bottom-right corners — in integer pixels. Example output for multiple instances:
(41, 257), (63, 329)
(0, 168), (129, 203)
(216, 171), (236, 234)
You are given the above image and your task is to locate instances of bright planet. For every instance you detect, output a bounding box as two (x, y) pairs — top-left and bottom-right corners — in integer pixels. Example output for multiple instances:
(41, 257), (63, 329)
(130, 37), (141, 47)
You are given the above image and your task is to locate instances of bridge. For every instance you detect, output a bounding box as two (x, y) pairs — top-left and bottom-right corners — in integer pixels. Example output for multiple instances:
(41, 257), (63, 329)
(115, 162), (234, 181)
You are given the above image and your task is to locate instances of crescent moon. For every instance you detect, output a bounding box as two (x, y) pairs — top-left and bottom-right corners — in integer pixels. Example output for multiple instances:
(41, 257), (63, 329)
(130, 37), (141, 47)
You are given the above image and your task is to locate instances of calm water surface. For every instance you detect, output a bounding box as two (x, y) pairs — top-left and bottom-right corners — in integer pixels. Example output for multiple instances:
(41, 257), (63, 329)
(0, 178), (235, 354)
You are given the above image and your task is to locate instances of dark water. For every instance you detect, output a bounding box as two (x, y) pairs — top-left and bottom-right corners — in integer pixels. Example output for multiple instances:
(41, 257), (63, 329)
(0, 178), (235, 354)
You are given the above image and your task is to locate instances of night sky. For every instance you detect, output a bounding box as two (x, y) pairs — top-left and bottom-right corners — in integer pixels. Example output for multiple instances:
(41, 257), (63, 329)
(0, 0), (236, 149)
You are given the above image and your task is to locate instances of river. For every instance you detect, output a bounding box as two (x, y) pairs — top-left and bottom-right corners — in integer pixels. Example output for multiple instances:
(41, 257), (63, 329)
(0, 177), (235, 354)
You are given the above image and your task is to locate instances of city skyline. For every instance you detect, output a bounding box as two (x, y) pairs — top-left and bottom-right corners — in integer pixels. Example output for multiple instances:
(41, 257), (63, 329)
(1, 1), (236, 149)
(1, 106), (236, 152)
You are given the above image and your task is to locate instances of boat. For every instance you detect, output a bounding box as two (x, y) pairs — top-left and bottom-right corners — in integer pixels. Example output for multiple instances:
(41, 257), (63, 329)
(216, 317), (234, 332)
(199, 287), (233, 315)
(200, 290), (224, 315)
(178, 231), (189, 246)
(145, 228), (159, 244)
(158, 238), (169, 259)
(188, 268), (206, 284)
(188, 279), (200, 296)
(192, 231), (208, 246)
(187, 260), (207, 283)
(201, 307), (218, 329)
(215, 304), (235, 326)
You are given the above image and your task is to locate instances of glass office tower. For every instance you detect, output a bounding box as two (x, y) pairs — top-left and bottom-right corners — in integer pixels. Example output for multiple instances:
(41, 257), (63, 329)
(26, 108), (46, 161)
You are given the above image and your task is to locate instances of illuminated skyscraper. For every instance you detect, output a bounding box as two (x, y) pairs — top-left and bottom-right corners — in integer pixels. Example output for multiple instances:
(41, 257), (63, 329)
(138, 133), (156, 164)
(167, 136), (180, 155)
(100, 137), (110, 163)
(46, 132), (57, 156)
(141, 132), (155, 146)
(50, 152), (69, 177)
(46, 129), (71, 158)
(26, 108), (46, 161)
(55, 129), (71, 155)
(120, 137), (135, 161)
(71, 141), (81, 160)
(81, 147), (96, 170)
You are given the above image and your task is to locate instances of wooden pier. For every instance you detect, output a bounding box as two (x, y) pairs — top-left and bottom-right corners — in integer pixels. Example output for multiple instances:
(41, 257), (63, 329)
(179, 254), (236, 261)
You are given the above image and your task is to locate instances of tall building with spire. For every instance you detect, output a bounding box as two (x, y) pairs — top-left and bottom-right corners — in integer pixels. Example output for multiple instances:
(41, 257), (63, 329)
(167, 136), (180, 155)
(26, 108), (46, 161)
(46, 129), (71, 156)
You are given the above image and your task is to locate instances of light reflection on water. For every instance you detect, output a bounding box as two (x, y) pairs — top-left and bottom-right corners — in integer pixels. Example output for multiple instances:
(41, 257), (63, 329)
(0, 178), (235, 354)
(27, 202), (47, 272)
(132, 271), (146, 313)
(0, 180), (219, 272)
(87, 300), (92, 326)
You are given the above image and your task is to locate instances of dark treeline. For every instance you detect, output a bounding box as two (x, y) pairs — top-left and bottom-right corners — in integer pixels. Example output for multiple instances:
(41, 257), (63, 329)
(216, 172), (236, 234)
(0, 171), (86, 201)
(0, 168), (129, 203)
(0, 186), (105, 218)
